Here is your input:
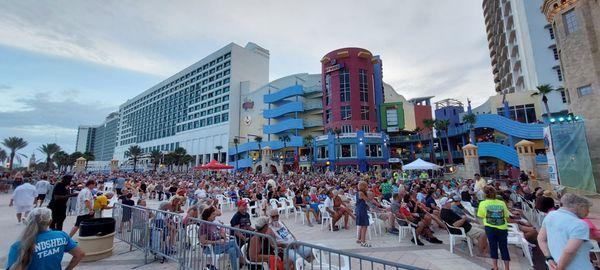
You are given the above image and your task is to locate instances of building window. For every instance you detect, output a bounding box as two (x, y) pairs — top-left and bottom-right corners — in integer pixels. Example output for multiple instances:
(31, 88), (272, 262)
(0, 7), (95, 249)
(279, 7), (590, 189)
(578, 85), (593, 97)
(556, 67), (563, 81)
(361, 106), (369, 120)
(339, 68), (350, 102)
(497, 104), (537, 123)
(325, 74), (331, 106)
(548, 26), (555, 39)
(341, 125), (353, 133)
(365, 144), (382, 157)
(359, 69), (368, 102)
(361, 125), (370, 132)
(564, 9), (578, 35)
(341, 106), (352, 120)
(337, 144), (357, 158)
(317, 146), (328, 159)
(551, 46), (559, 60)
(325, 109), (331, 124)
(560, 89), (568, 103)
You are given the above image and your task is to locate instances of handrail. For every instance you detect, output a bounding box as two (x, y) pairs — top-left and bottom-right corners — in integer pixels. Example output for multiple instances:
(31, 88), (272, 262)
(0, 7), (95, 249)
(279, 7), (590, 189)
(283, 240), (426, 270)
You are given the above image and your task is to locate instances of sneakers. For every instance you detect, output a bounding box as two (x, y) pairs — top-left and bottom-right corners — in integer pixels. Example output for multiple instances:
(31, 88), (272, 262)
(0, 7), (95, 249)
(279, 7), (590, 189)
(410, 238), (425, 246)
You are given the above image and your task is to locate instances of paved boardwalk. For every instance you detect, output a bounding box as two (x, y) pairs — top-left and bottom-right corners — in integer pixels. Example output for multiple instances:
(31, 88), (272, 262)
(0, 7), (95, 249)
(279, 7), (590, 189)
(0, 193), (537, 269)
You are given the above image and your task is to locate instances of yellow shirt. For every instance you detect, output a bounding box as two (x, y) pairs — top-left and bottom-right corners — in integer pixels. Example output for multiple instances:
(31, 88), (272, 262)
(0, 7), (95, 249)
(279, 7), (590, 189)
(477, 199), (510, 230)
(93, 195), (108, 211)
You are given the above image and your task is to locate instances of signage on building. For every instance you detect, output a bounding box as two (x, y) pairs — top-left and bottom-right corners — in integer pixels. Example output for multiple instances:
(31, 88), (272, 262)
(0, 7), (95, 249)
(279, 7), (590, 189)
(242, 99), (254, 110)
(325, 63), (345, 73)
(388, 158), (401, 163)
(544, 126), (560, 185)
(316, 135), (329, 141)
(339, 133), (357, 138)
(386, 108), (398, 126)
(387, 127), (399, 132)
(364, 133), (382, 138)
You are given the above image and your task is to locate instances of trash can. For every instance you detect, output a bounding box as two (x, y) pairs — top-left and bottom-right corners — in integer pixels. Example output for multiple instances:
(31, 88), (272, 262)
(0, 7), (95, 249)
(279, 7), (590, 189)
(77, 218), (116, 262)
(79, 218), (115, 237)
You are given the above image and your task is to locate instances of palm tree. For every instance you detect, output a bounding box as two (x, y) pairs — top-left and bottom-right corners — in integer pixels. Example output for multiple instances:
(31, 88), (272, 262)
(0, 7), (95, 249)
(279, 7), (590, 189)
(462, 113), (477, 144)
(150, 149), (162, 171)
(69, 151), (83, 171)
(279, 134), (291, 163)
(232, 138), (240, 169)
(53, 151), (70, 172)
(0, 148), (7, 166)
(434, 120), (447, 166)
(254, 136), (263, 161)
(172, 147), (187, 171)
(163, 153), (176, 172)
(531, 84), (557, 121)
(38, 143), (61, 171)
(2, 137), (28, 170)
(125, 145), (142, 172)
(182, 154), (194, 172)
(215, 145), (223, 162)
(333, 127), (342, 162)
(82, 151), (94, 170)
(438, 120), (454, 164)
(304, 134), (314, 164)
(423, 119), (437, 162)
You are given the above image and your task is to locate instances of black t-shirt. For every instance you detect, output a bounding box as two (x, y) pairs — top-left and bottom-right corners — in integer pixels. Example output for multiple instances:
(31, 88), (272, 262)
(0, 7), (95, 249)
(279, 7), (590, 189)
(48, 182), (69, 210)
(461, 191), (472, 202)
(230, 211), (252, 230)
(169, 186), (177, 193)
(440, 208), (471, 234)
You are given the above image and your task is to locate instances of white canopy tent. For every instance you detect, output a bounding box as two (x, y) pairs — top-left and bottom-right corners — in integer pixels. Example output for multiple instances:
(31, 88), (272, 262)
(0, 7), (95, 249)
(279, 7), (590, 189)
(402, 158), (442, 171)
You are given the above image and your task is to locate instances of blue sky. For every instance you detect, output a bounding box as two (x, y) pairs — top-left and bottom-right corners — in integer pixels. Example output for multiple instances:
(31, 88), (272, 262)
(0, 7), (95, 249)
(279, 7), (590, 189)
(0, 0), (494, 164)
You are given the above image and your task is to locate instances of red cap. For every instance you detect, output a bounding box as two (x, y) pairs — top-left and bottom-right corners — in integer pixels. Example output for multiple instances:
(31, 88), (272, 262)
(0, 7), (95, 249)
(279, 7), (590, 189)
(237, 200), (248, 207)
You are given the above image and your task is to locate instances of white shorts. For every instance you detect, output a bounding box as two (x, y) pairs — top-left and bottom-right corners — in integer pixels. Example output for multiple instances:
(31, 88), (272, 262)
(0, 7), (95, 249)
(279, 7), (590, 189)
(15, 205), (33, 214)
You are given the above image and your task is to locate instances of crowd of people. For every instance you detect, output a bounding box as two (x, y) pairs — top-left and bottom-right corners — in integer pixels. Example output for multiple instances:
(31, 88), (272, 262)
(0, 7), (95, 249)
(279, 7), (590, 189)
(2, 168), (599, 270)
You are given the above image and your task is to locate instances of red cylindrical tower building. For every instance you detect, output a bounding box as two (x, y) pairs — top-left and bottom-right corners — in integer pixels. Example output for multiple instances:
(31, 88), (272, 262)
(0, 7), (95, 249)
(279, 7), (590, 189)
(321, 48), (378, 133)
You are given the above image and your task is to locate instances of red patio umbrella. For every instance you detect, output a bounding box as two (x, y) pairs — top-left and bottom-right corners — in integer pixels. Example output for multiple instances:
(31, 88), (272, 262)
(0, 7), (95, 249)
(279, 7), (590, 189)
(193, 159), (234, 170)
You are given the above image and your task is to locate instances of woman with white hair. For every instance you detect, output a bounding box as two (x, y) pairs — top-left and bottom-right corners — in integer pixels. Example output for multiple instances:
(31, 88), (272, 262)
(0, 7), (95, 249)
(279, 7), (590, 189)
(6, 207), (85, 270)
(538, 193), (594, 270)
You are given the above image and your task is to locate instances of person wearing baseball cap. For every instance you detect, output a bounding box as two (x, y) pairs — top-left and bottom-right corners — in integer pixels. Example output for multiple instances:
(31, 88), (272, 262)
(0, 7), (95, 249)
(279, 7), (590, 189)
(230, 199), (253, 246)
(440, 196), (488, 256)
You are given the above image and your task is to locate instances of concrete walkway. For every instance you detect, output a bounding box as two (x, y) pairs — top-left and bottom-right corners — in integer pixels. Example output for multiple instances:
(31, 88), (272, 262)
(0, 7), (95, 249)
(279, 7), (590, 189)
(0, 193), (538, 269)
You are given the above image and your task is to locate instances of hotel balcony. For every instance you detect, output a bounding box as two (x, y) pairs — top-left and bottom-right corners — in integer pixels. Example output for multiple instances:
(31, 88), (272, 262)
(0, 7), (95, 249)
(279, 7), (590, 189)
(263, 101), (303, 119)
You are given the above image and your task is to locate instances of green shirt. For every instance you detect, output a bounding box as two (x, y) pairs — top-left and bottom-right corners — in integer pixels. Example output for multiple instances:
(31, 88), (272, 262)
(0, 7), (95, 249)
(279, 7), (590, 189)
(380, 182), (393, 195)
(477, 199), (510, 230)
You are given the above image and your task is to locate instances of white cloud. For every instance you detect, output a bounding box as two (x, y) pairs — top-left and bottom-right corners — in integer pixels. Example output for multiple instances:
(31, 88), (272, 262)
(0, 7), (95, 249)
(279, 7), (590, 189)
(0, 0), (496, 106)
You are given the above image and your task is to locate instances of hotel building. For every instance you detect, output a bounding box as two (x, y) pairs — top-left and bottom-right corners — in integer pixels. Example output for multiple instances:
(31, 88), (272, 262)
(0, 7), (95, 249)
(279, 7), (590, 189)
(483, 0), (568, 117)
(113, 42), (269, 164)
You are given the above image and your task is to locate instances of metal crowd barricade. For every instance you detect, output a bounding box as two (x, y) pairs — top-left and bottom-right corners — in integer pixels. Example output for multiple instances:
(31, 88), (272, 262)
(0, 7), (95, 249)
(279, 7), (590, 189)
(179, 216), (280, 270)
(112, 203), (152, 262)
(283, 241), (426, 270)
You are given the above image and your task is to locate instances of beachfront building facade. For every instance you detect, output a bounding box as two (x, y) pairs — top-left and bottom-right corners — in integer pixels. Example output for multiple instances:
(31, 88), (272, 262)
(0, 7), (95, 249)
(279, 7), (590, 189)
(113, 42), (270, 166)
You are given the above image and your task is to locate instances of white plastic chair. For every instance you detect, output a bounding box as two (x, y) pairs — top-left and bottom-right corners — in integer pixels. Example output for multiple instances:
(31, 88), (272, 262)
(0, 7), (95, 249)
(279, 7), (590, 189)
(279, 197), (294, 218)
(269, 199), (286, 216)
(395, 218), (418, 245)
(380, 199), (391, 208)
(242, 198), (258, 217)
(507, 232), (533, 267)
(444, 222), (473, 256)
(215, 194), (226, 212)
(294, 204), (305, 224)
(318, 204), (334, 231)
(367, 213), (381, 236)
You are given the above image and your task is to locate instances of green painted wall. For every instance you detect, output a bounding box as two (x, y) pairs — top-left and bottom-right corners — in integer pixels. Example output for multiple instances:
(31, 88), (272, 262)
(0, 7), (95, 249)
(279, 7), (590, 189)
(380, 102), (405, 131)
